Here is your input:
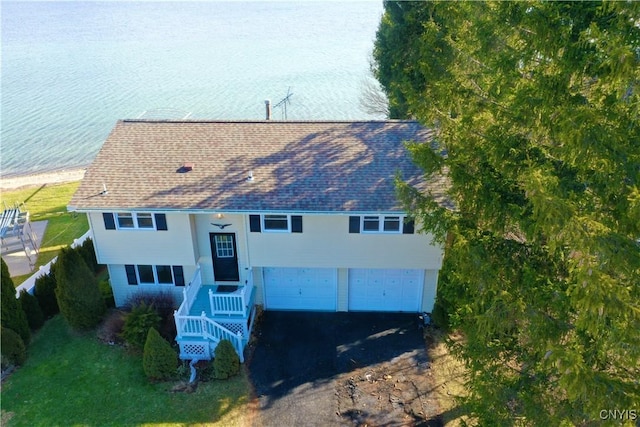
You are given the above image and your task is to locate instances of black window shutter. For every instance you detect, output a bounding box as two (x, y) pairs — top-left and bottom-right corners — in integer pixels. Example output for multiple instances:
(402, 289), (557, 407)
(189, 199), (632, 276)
(125, 265), (138, 285)
(291, 215), (303, 233)
(155, 213), (168, 230)
(103, 213), (116, 230)
(349, 216), (360, 233)
(173, 266), (185, 286)
(249, 215), (261, 232)
(403, 219), (415, 234)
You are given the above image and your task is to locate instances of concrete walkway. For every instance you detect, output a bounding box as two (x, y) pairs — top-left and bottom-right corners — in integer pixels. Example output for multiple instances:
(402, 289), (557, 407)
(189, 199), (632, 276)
(1, 220), (47, 277)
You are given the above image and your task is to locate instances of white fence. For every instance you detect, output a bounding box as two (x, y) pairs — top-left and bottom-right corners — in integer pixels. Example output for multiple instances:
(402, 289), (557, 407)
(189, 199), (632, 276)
(14, 230), (92, 297)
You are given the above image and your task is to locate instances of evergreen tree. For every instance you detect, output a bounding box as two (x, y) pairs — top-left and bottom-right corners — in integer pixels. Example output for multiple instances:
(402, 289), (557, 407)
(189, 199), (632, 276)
(55, 247), (106, 330)
(34, 270), (59, 318)
(19, 290), (45, 330)
(374, 1), (640, 424)
(1, 258), (30, 344)
(142, 327), (177, 382)
(1, 326), (27, 366)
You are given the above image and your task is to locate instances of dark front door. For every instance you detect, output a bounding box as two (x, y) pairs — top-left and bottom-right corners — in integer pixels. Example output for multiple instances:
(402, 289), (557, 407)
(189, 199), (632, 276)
(210, 233), (240, 282)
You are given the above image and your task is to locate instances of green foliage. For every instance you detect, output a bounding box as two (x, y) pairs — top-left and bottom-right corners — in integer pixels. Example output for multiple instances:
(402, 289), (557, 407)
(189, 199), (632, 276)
(99, 280), (115, 308)
(34, 270), (59, 318)
(77, 238), (99, 273)
(120, 302), (161, 349)
(1, 326), (27, 366)
(54, 247), (106, 330)
(1, 258), (30, 344)
(142, 327), (177, 382)
(375, 1), (640, 424)
(213, 339), (240, 380)
(19, 290), (45, 330)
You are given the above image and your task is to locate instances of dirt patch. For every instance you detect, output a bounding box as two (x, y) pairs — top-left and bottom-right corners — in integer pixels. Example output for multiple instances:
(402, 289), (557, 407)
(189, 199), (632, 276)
(336, 347), (443, 426)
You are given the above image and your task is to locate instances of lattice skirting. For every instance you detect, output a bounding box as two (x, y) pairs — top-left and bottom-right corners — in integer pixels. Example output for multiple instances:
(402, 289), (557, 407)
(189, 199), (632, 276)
(179, 341), (211, 360)
(219, 322), (244, 336)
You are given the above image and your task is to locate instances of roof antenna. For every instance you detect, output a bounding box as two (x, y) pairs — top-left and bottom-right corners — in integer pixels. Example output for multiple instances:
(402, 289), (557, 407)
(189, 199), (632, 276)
(100, 183), (108, 196)
(273, 87), (293, 120)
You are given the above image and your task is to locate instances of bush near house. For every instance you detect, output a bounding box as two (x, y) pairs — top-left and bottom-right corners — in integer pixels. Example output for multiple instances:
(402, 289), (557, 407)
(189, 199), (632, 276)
(1, 326), (27, 367)
(99, 280), (116, 308)
(143, 327), (178, 381)
(121, 302), (161, 349)
(77, 237), (99, 273)
(19, 290), (45, 331)
(213, 339), (240, 380)
(1, 258), (30, 345)
(54, 247), (106, 330)
(34, 270), (59, 318)
(125, 292), (177, 342)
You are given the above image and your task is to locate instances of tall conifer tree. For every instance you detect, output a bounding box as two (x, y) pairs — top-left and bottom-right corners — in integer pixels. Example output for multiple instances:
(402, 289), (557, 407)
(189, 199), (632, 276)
(374, 1), (640, 424)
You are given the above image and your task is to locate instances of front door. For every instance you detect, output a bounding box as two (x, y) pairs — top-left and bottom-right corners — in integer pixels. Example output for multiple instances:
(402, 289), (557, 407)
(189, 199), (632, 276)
(210, 233), (240, 282)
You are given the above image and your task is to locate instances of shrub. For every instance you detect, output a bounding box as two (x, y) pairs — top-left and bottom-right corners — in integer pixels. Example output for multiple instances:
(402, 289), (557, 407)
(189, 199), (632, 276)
(19, 290), (45, 330)
(143, 327), (178, 381)
(1, 258), (30, 344)
(1, 326), (27, 366)
(55, 247), (106, 330)
(34, 270), (59, 318)
(77, 238), (98, 273)
(99, 280), (116, 308)
(120, 302), (161, 349)
(213, 339), (240, 380)
(125, 292), (176, 320)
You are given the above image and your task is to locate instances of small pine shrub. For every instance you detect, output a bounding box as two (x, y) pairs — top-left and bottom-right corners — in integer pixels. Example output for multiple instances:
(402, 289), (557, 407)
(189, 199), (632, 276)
(34, 271), (59, 318)
(143, 327), (178, 381)
(121, 302), (161, 349)
(125, 292), (176, 320)
(213, 339), (240, 380)
(1, 327), (27, 366)
(99, 280), (116, 308)
(19, 290), (45, 330)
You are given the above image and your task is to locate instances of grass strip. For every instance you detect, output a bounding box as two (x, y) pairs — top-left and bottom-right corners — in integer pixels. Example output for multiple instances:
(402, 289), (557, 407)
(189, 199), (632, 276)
(1, 316), (251, 427)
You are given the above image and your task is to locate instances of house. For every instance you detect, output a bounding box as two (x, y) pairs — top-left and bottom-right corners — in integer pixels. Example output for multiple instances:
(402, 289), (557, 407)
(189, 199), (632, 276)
(69, 120), (447, 362)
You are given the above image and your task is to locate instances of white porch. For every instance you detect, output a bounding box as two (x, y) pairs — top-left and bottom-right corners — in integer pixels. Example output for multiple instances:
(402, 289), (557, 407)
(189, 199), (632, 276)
(174, 266), (257, 362)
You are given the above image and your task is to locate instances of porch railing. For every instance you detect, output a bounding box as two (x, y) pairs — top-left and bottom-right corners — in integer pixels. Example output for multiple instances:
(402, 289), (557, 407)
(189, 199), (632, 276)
(208, 272), (254, 316)
(176, 266), (202, 317)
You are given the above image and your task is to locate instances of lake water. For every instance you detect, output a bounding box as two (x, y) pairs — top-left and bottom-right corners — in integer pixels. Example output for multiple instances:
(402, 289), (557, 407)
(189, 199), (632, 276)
(1, 1), (384, 177)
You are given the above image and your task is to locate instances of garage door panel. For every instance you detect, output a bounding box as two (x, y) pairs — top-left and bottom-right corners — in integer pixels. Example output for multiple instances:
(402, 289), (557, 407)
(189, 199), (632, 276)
(349, 268), (424, 312)
(264, 267), (337, 311)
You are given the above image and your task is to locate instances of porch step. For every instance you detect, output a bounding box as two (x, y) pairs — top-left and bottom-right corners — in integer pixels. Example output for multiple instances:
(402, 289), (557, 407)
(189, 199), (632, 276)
(177, 337), (218, 361)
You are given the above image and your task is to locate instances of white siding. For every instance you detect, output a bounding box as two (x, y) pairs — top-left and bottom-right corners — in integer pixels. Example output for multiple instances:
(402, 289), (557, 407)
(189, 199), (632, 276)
(108, 264), (196, 308)
(247, 215), (443, 270)
(89, 212), (198, 265)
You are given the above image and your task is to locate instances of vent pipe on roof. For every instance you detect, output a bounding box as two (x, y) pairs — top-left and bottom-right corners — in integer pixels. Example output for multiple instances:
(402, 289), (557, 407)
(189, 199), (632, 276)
(265, 100), (271, 120)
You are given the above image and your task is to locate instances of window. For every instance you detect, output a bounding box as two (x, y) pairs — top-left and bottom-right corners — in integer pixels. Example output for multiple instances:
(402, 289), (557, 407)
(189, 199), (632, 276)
(360, 215), (402, 233)
(136, 213), (154, 229)
(126, 264), (184, 286)
(107, 212), (166, 230)
(214, 235), (234, 258)
(137, 265), (154, 283)
(263, 214), (289, 232)
(156, 265), (173, 284)
(116, 212), (134, 228)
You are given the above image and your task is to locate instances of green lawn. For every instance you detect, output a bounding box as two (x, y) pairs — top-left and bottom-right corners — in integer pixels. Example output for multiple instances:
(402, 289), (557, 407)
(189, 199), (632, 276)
(1, 316), (252, 427)
(0, 182), (89, 285)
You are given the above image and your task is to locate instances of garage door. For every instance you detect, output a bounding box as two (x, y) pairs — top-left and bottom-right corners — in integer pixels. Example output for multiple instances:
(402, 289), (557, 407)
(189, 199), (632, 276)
(263, 267), (337, 311)
(349, 269), (424, 312)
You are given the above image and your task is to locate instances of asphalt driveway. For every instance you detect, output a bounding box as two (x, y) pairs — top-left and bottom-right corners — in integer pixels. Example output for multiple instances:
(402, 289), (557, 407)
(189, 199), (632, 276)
(247, 311), (442, 426)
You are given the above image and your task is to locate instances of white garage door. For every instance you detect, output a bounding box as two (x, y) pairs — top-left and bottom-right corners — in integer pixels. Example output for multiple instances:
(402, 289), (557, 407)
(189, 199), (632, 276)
(349, 269), (424, 312)
(263, 267), (337, 311)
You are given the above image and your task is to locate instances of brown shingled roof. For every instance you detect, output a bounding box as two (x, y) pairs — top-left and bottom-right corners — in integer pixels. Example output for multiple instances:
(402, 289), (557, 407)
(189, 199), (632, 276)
(69, 120), (444, 213)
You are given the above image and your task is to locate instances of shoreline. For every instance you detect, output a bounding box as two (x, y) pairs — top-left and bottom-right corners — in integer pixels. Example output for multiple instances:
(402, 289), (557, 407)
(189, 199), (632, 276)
(0, 168), (87, 190)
